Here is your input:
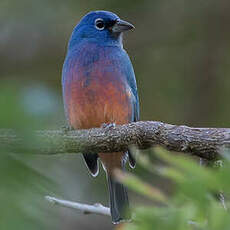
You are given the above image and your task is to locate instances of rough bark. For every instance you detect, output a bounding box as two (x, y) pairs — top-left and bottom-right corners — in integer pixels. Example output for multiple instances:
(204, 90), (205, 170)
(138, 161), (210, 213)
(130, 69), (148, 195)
(0, 121), (229, 160)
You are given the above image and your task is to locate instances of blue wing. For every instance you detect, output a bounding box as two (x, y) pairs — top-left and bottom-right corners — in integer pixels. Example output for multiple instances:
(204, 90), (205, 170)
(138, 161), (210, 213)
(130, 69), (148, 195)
(120, 49), (140, 122)
(118, 48), (140, 168)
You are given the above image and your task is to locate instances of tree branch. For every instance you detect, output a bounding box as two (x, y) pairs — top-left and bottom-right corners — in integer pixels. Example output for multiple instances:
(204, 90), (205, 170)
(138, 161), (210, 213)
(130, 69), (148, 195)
(45, 196), (110, 216)
(1, 121), (230, 160)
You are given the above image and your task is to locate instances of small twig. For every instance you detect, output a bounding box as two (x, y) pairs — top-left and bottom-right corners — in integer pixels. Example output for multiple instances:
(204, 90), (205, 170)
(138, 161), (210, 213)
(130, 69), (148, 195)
(45, 196), (110, 216)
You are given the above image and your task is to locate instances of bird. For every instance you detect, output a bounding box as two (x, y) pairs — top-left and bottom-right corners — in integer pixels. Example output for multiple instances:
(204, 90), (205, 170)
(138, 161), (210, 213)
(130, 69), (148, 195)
(62, 10), (139, 224)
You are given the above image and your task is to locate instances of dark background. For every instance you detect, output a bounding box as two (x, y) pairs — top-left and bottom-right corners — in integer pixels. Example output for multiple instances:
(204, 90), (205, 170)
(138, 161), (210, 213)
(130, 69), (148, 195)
(0, 0), (230, 229)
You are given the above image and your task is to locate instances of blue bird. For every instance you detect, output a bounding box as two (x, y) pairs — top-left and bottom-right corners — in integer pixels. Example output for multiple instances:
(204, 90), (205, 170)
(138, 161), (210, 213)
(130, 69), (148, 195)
(62, 11), (139, 224)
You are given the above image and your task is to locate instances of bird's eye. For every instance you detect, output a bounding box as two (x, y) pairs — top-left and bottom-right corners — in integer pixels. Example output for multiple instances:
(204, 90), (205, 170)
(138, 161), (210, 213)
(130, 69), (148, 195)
(95, 18), (105, 30)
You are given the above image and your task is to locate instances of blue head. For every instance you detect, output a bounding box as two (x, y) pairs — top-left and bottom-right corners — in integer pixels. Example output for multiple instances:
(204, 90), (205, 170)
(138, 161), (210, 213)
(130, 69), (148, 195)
(68, 11), (134, 50)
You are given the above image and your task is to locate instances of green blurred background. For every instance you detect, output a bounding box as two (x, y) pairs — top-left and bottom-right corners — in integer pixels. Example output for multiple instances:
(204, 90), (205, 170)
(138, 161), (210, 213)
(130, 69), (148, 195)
(0, 0), (230, 229)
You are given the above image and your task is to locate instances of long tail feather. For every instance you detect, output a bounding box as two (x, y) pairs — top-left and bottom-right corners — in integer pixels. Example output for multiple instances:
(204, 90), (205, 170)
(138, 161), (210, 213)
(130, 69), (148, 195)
(107, 175), (131, 224)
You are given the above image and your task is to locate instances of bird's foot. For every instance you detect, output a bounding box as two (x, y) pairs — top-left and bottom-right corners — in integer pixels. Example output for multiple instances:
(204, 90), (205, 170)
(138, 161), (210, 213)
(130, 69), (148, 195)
(101, 123), (116, 132)
(62, 125), (74, 133)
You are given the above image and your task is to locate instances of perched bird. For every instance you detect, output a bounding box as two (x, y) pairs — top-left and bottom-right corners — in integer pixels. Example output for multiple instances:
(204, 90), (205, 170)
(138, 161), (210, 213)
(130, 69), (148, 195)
(62, 11), (139, 224)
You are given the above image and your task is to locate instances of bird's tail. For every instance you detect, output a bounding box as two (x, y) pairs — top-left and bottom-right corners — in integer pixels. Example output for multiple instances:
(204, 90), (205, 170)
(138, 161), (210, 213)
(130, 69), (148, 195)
(107, 175), (131, 224)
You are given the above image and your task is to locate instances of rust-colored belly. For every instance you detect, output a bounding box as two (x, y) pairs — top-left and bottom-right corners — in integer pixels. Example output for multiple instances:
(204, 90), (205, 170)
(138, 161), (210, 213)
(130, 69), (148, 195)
(66, 79), (132, 129)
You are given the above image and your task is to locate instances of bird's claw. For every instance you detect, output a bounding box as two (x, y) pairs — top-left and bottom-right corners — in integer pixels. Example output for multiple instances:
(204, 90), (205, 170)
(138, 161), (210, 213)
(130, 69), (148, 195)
(101, 123), (116, 131)
(62, 125), (74, 133)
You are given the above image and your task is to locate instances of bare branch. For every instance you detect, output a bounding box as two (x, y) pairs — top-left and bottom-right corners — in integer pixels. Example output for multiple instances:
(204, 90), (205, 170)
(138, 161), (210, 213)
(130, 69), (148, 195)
(1, 121), (230, 160)
(45, 196), (110, 216)
(45, 195), (202, 227)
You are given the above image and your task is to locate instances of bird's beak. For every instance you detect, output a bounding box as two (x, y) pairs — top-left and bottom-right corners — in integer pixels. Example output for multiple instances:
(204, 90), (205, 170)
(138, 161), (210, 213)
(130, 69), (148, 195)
(112, 19), (135, 33)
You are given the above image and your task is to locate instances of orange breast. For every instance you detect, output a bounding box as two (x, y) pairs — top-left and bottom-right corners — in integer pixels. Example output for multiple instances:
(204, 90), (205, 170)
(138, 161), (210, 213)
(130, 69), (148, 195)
(66, 71), (133, 130)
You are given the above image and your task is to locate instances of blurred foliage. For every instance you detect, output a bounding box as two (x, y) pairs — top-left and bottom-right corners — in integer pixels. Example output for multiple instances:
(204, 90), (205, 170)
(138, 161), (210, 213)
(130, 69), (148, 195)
(0, 154), (56, 230)
(121, 147), (230, 230)
(0, 85), (61, 230)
